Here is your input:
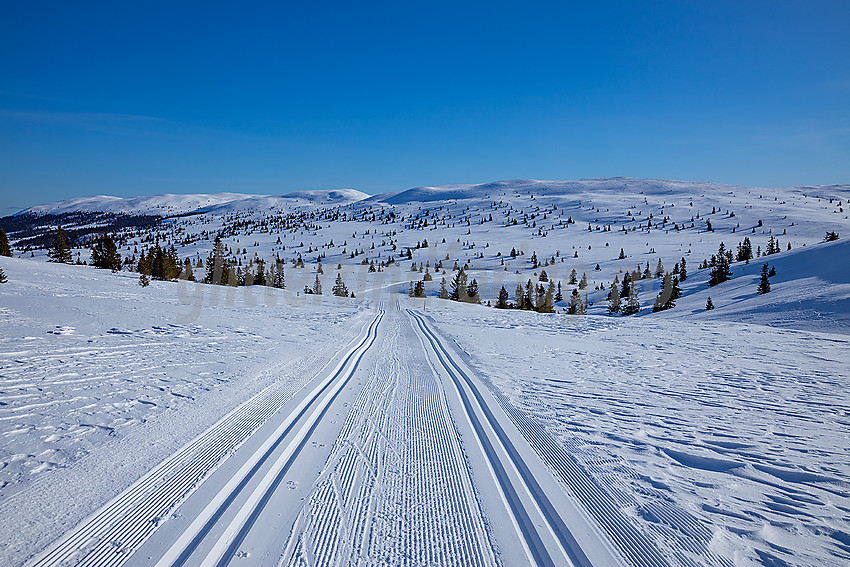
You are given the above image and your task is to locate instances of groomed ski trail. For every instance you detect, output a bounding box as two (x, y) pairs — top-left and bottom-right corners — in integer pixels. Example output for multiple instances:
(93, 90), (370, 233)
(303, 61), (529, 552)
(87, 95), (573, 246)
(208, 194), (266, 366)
(25, 309), (383, 567)
(279, 308), (499, 567)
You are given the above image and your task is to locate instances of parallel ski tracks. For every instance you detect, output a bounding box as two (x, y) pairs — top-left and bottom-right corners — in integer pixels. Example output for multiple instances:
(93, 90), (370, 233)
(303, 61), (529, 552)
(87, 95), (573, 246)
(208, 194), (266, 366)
(27, 310), (383, 567)
(407, 310), (596, 567)
(280, 310), (498, 567)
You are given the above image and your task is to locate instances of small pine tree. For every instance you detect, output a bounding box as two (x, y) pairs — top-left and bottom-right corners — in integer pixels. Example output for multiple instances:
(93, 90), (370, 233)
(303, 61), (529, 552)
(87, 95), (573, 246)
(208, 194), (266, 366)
(449, 269), (468, 301)
(90, 234), (122, 271)
(567, 288), (581, 314)
(466, 278), (480, 303)
(496, 286), (510, 308)
(607, 282), (621, 314)
(139, 273), (150, 287)
(621, 282), (640, 315)
(539, 270), (548, 282)
(0, 228), (11, 257)
(757, 263), (771, 294)
(332, 273), (349, 297)
(579, 272), (588, 290)
(555, 281), (563, 303)
(312, 273), (323, 295)
(0, 267), (7, 283)
(48, 227), (73, 263)
(705, 297), (714, 310)
(679, 257), (687, 281)
(708, 243), (732, 286)
(439, 277), (449, 299)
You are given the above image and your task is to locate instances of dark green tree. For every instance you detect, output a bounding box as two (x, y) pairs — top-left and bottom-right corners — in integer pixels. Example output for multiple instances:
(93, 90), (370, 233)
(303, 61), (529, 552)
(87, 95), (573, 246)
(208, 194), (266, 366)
(332, 273), (349, 297)
(705, 296), (714, 310)
(449, 269), (468, 301)
(496, 286), (510, 308)
(0, 267), (7, 283)
(90, 234), (122, 271)
(0, 228), (11, 257)
(757, 263), (771, 294)
(48, 227), (73, 263)
(708, 243), (732, 286)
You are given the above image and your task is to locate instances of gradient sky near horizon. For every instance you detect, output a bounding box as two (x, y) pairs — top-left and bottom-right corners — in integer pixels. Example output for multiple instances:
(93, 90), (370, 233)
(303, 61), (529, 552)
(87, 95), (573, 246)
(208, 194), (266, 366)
(1, 1), (848, 214)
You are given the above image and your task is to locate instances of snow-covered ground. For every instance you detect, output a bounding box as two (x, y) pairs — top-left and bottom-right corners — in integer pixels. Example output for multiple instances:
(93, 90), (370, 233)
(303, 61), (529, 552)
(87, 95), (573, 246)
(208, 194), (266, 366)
(1, 178), (849, 566)
(0, 257), (367, 564)
(427, 302), (850, 566)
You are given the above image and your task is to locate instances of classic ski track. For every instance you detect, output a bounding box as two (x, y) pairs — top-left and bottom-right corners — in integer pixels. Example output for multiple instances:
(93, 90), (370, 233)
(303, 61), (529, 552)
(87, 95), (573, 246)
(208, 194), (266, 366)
(279, 310), (499, 567)
(25, 310), (382, 567)
(408, 309), (598, 567)
(163, 308), (384, 567)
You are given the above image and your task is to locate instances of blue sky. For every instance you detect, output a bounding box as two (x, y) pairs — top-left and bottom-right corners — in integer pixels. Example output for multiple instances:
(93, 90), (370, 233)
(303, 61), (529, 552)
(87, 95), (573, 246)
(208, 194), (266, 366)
(1, 1), (848, 214)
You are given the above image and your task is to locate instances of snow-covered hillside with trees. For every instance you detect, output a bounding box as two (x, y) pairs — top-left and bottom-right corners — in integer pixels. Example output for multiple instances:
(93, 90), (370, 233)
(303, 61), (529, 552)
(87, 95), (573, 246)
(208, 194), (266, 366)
(1, 178), (848, 567)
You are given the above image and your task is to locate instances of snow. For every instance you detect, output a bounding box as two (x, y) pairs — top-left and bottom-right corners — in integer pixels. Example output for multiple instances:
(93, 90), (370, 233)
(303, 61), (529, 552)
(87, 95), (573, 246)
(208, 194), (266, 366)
(2, 176), (849, 566)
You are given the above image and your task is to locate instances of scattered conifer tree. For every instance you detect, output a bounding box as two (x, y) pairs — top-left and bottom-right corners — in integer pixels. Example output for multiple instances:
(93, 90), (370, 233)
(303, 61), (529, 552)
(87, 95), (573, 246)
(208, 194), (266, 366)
(496, 286), (510, 308)
(0, 267), (7, 283)
(708, 243), (732, 286)
(567, 288), (581, 314)
(621, 282), (640, 315)
(139, 273), (150, 287)
(0, 228), (11, 257)
(332, 273), (349, 297)
(679, 257), (687, 281)
(705, 296), (714, 310)
(90, 234), (122, 271)
(607, 283), (621, 314)
(449, 269), (468, 301)
(312, 273), (323, 295)
(439, 277), (449, 299)
(466, 278), (480, 303)
(757, 263), (771, 294)
(48, 227), (73, 263)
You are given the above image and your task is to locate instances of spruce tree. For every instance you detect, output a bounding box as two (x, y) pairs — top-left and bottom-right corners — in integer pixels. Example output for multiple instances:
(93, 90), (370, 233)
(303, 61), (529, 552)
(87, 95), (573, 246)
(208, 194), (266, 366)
(48, 227), (72, 263)
(515, 283), (524, 309)
(607, 283), (621, 314)
(621, 282), (640, 315)
(653, 272), (677, 312)
(90, 234), (122, 271)
(757, 263), (771, 294)
(312, 273), (323, 295)
(0, 267), (7, 283)
(449, 270), (468, 301)
(439, 277), (449, 299)
(708, 243), (731, 286)
(333, 273), (349, 297)
(0, 228), (11, 257)
(555, 281), (563, 302)
(567, 289), (579, 314)
(705, 297), (714, 310)
(497, 286), (510, 308)
(466, 278), (480, 303)
(271, 262), (285, 288)
(679, 257), (687, 281)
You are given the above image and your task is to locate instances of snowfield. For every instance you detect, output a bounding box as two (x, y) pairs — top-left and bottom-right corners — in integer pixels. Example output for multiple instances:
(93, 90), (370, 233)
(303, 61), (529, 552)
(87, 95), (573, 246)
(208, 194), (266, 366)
(1, 178), (849, 566)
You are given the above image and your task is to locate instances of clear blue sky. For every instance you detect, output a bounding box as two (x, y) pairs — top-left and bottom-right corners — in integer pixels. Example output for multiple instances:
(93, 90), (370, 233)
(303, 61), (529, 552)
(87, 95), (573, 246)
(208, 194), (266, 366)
(1, 1), (848, 214)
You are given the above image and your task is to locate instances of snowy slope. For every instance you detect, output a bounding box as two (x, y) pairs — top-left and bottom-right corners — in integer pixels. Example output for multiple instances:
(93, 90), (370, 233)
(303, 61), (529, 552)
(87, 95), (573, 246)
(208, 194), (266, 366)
(19, 193), (264, 216)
